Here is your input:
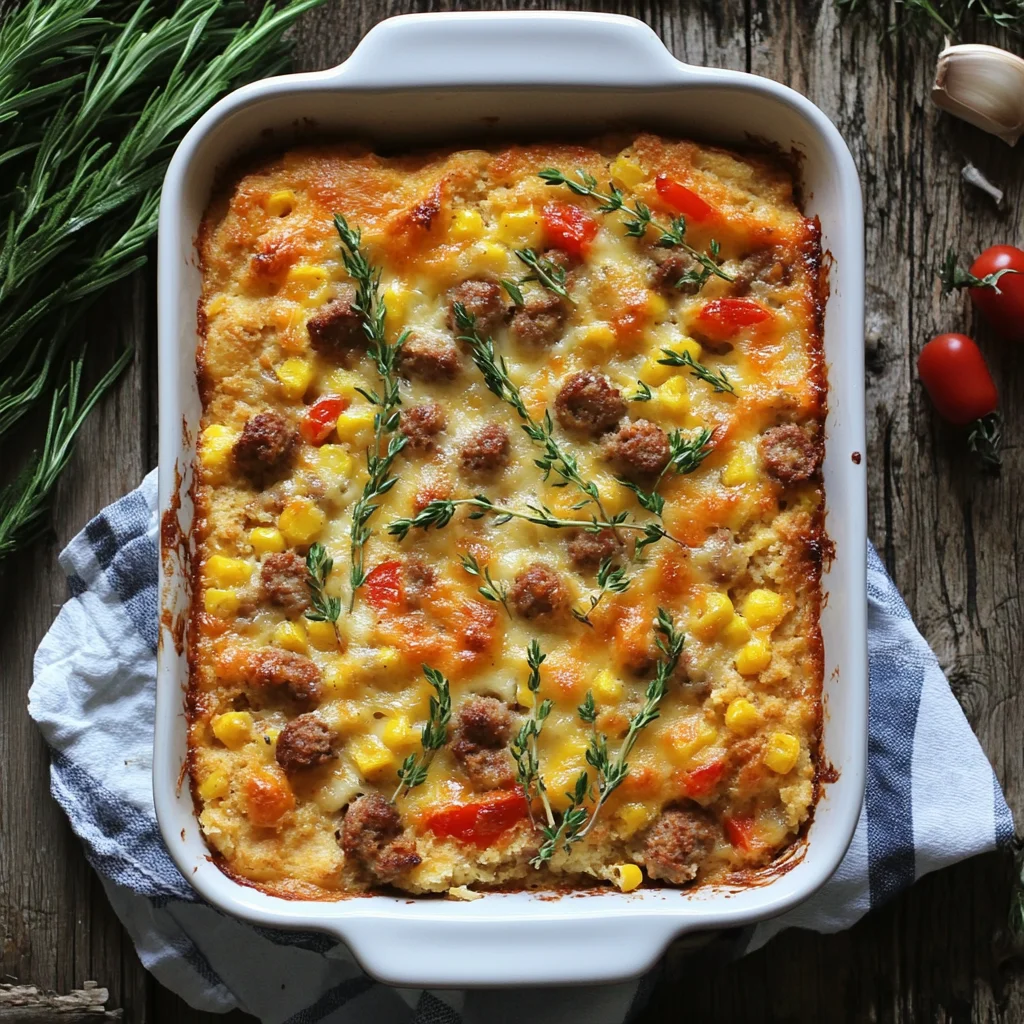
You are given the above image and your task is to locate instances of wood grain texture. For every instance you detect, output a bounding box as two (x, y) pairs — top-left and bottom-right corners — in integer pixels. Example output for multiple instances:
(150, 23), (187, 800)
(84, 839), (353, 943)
(1, 1), (1021, 1021)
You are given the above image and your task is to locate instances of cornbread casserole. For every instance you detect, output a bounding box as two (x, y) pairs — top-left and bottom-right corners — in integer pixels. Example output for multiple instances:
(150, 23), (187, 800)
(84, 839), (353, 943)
(190, 133), (826, 897)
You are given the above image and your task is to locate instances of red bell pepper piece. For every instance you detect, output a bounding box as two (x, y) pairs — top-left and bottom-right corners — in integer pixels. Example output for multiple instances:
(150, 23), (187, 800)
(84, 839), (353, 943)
(363, 560), (405, 610)
(724, 815), (758, 851)
(697, 298), (772, 341)
(655, 174), (717, 222)
(542, 201), (599, 257)
(423, 792), (529, 846)
(680, 758), (725, 798)
(300, 394), (349, 445)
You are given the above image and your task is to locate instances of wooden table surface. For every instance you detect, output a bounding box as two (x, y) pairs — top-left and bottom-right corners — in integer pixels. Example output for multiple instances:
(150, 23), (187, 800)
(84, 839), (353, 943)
(3, 1), (1023, 1020)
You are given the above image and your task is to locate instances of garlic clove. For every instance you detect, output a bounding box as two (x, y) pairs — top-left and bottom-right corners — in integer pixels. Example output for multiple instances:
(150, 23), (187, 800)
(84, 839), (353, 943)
(932, 43), (1024, 146)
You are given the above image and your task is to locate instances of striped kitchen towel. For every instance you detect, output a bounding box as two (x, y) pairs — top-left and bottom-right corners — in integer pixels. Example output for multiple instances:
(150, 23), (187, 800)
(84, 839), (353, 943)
(28, 470), (1013, 1024)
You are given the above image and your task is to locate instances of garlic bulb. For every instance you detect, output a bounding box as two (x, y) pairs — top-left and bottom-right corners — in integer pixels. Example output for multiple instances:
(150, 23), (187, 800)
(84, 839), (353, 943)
(932, 43), (1024, 146)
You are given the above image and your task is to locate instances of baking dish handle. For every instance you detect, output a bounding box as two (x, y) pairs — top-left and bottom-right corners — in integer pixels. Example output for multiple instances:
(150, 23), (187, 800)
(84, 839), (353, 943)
(334, 12), (689, 88)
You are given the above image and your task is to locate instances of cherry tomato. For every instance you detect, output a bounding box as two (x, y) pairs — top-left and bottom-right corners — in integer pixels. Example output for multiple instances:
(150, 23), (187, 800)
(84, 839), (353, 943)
(917, 334), (998, 426)
(655, 174), (717, 222)
(967, 245), (1024, 343)
(363, 559), (405, 610)
(423, 792), (529, 846)
(300, 394), (349, 445)
(697, 298), (772, 341)
(542, 201), (599, 257)
(679, 758), (725, 798)
(723, 815), (758, 851)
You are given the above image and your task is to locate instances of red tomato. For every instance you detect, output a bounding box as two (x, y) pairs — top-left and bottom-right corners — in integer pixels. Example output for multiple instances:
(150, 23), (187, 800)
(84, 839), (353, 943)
(542, 201), (598, 257)
(423, 792), (529, 846)
(680, 758), (725, 798)
(723, 815), (758, 851)
(363, 560), (405, 610)
(917, 334), (998, 426)
(300, 394), (349, 445)
(655, 174), (716, 222)
(697, 298), (772, 340)
(967, 245), (1024, 343)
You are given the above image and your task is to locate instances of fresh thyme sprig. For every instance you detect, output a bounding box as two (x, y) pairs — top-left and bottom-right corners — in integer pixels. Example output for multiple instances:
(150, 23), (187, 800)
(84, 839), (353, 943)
(618, 427), (716, 519)
(531, 609), (684, 866)
(393, 665), (451, 801)
(571, 557), (630, 626)
(939, 248), (1020, 294)
(837, 0), (1024, 37)
(453, 303), (614, 523)
(537, 168), (732, 287)
(657, 348), (736, 395)
(514, 248), (571, 301)
(387, 495), (675, 550)
(304, 542), (342, 643)
(334, 214), (408, 610)
(510, 641), (555, 828)
(459, 551), (511, 616)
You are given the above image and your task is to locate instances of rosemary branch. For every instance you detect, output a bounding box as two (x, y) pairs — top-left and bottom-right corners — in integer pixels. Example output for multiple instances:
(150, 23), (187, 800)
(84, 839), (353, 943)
(510, 640), (555, 829)
(304, 542), (342, 643)
(531, 609), (684, 865)
(452, 302), (614, 524)
(393, 666), (451, 801)
(459, 551), (511, 616)
(333, 214), (407, 609)
(387, 495), (674, 550)
(538, 168), (732, 287)
(657, 349), (736, 395)
(837, 0), (1024, 37)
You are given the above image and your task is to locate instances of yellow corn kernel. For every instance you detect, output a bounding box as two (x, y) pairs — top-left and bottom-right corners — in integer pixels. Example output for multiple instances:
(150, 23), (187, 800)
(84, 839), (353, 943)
(199, 424), (237, 474)
(610, 155), (645, 188)
(349, 734), (396, 779)
(721, 449), (758, 487)
(203, 588), (239, 617)
(449, 208), (484, 241)
(335, 406), (376, 448)
(307, 619), (340, 652)
(763, 732), (800, 774)
(593, 669), (623, 703)
(646, 291), (669, 320)
(211, 711), (253, 750)
(721, 615), (752, 647)
(725, 698), (761, 735)
(375, 647), (401, 673)
(273, 620), (307, 653)
(204, 555), (252, 588)
(665, 719), (718, 766)
(198, 769), (230, 802)
(287, 263), (329, 289)
(692, 592), (734, 641)
(494, 208), (542, 248)
(266, 189), (296, 217)
(611, 863), (644, 893)
(249, 527), (285, 555)
(735, 637), (772, 676)
(742, 589), (786, 630)
(577, 323), (619, 354)
(381, 284), (409, 324)
(382, 715), (420, 754)
(471, 241), (509, 275)
(275, 357), (314, 400)
(278, 499), (325, 546)
(316, 444), (354, 484)
(516, 679), (534, 708)
(322, 660), (359, 699)
(616, 802), (655, 838)
(639, 337), (702, 387)
(655, 375), (690, 418)
(324, 369), (367, 403)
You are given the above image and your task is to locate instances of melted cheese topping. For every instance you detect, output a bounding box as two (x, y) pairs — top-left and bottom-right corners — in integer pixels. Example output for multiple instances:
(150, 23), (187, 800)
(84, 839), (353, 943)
(191, 134), (826, 897)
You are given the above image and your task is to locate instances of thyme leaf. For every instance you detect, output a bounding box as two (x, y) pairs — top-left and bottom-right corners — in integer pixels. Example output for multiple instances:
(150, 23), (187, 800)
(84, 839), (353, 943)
(459, 551), (511, 616)
(510, 640), (555, 828)
(514, 248), (571, 301)
(304, 542), (342, 642)
(571, 556), (630, 626)
(657, 348), (736, 395)
(629, 380), (653, 402)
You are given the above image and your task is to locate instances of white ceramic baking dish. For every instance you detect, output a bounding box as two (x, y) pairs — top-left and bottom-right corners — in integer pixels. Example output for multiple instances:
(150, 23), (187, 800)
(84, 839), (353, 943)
(156, 11), (867, 988)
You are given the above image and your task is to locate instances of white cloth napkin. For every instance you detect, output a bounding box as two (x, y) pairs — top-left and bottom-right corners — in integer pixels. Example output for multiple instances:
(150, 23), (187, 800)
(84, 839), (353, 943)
(29, 470), (1013, 1023)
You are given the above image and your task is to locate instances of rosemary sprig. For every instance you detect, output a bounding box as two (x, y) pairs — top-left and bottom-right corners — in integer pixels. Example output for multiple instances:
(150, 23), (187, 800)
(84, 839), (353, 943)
(453, 303), (613, 523)
(531, 609), (684, 865)
(657, 349), (736, 395)
(304, 542), (342, 643)
(0, 349), (130, 557)
(514, 248), (571, 301)
(618, 427), (715, 518)
(537, 168), (732, 286)
(510, 641), (555, 828)
(334, 214), (408, 609)
(571, 557), (630, 626)
(393, 665), (452, 801)
(939, 249), (1020, 294)
(459, 551), (511, 616)
(629, 381), (653, 402)
(837, 0), (1024, 37)
(387, 495), (674, 551)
